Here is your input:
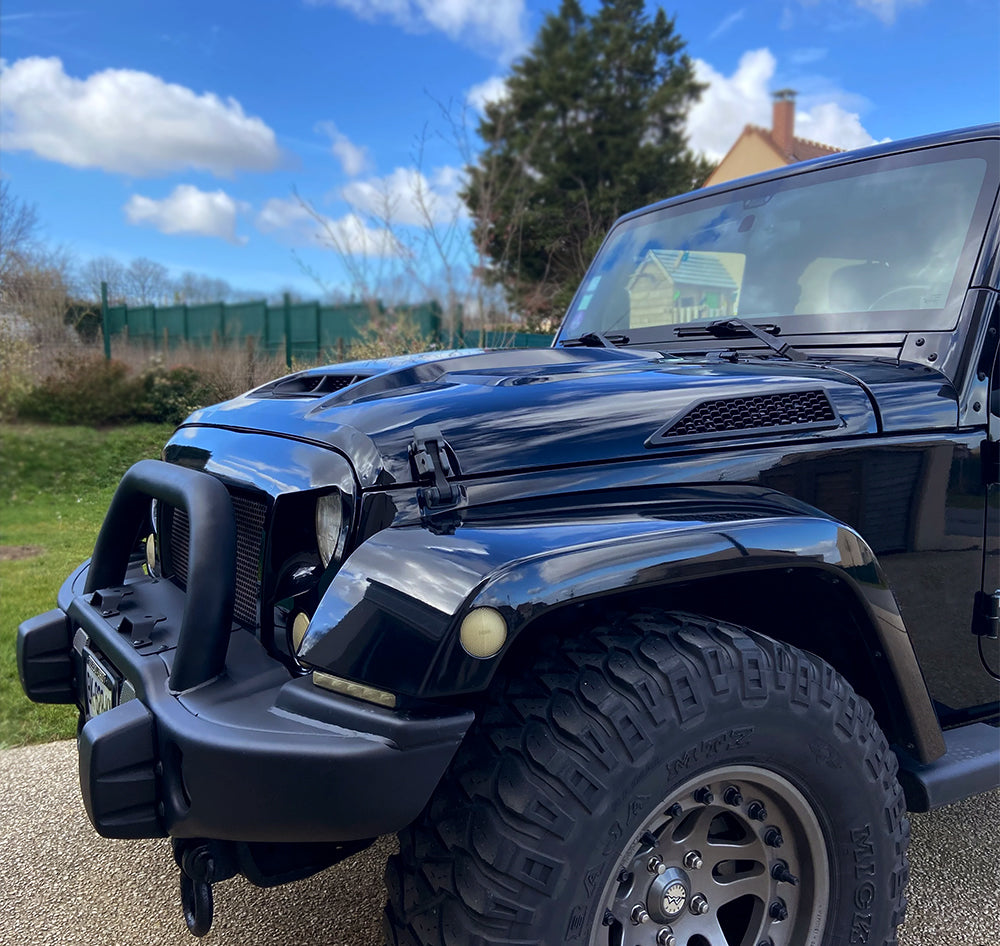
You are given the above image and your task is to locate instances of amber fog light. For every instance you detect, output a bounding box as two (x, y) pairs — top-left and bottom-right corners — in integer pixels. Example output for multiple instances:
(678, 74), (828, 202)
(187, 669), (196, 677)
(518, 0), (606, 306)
(460, 608), (507, 658)
(145, 534), (158, 576)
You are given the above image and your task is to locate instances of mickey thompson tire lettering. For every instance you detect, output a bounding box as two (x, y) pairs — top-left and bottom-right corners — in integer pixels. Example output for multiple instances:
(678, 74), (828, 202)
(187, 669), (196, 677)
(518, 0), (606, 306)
(382, 610), (910, 946)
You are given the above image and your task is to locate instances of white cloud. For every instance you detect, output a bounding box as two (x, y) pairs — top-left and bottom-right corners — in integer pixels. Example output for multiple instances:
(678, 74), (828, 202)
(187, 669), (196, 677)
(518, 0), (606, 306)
(686, 49), (775, 161)
(467, 75), (509, 112)
(316, 120), (372, 177)
(793, 102), (884, 150)
(124, 185), (249, 243)
(788, 0), (925, 26)
(306, 0), (526, 56)
(341, 166), (465, 227)
(709, 9), (745, 41)
(685, 48), (880, 161)
(852, 0), (925, 24)
(790, 47), (828, 65)
(256, 197), (400, 256)
(0, 56), (280, 177)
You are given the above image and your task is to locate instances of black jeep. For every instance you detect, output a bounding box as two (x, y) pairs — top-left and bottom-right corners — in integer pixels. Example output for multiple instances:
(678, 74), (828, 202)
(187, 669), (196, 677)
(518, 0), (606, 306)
(18, 124), (1000, 946)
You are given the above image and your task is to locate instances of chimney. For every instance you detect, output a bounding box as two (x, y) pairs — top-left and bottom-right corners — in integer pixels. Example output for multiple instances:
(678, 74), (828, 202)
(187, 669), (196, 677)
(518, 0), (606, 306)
(772, 89), (797, 156)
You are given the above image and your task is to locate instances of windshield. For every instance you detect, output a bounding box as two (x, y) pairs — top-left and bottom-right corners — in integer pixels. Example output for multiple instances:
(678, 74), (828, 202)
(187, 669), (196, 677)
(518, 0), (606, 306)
(558, 140), (996, 345)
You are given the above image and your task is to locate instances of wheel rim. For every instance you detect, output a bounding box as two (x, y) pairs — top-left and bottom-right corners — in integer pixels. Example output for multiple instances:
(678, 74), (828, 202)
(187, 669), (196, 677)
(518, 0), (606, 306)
(589, 765), (829, 946)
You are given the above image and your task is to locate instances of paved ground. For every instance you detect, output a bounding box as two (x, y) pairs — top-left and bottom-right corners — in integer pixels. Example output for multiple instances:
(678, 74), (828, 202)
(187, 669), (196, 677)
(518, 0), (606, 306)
(1, 740), (997, 946)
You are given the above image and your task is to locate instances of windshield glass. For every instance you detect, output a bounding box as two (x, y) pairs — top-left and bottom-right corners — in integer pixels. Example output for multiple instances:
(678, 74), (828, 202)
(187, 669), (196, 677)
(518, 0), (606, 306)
(558, 140), (995, 344)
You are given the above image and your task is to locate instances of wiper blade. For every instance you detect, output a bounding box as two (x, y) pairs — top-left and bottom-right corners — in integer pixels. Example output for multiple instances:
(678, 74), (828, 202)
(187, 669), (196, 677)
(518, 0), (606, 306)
(560, 332), (631, 348)
(674, 318), (807, 362)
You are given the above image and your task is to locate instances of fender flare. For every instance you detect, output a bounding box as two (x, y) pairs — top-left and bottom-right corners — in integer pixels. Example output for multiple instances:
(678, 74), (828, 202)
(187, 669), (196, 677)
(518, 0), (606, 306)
(299, 513), (944, 763)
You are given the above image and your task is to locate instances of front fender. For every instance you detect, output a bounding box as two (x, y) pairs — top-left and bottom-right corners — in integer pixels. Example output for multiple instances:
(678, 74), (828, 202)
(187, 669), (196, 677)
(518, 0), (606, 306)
(298, 512), (942, 760)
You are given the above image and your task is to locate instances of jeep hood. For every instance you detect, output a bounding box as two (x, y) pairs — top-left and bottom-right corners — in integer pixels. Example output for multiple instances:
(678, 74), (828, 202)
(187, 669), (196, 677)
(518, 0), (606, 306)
(180, 347), (957, 488)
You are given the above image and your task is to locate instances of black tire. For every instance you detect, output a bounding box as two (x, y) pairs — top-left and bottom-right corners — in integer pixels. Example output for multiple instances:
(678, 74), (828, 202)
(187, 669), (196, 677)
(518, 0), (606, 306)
(384, 611), (909, 946)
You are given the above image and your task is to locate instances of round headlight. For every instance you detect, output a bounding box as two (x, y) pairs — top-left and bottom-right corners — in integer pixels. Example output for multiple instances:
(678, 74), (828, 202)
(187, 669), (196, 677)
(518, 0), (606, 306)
(315, 492), (344, 567)
(145, 534), (158, 576)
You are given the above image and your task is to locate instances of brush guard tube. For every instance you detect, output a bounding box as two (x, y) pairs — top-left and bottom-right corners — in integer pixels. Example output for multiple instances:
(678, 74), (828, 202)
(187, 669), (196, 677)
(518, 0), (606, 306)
(85, 459), (237, 692)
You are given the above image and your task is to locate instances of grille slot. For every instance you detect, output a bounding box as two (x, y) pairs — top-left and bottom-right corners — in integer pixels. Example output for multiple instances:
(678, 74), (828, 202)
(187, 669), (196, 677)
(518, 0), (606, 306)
(166, 492), (267, 627)
(648, 389), (839, 446)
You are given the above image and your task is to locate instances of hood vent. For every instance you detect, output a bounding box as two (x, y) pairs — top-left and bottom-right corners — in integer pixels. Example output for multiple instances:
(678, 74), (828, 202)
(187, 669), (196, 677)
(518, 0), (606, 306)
(647, 389), (839, 446)
(251, 373), (370, 399)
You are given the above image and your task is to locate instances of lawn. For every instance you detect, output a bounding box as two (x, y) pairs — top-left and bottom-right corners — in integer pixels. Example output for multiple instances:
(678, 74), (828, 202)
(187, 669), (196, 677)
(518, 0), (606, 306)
(0, 423), (175, 748)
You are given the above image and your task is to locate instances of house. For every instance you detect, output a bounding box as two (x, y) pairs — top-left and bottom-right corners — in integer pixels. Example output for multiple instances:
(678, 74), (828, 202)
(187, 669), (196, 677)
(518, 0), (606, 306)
(704, 90), (842, 188)
(627, 249), (740, 326)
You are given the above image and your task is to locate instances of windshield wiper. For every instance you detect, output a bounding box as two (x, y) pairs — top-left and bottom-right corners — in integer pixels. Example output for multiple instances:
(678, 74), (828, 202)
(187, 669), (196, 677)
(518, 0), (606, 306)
(560, 332), (631, 348)
(674, 318), (807, 362)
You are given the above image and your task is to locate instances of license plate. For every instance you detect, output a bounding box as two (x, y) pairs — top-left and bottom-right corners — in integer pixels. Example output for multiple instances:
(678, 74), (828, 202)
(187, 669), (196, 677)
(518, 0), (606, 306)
(84, 650), (118, 718)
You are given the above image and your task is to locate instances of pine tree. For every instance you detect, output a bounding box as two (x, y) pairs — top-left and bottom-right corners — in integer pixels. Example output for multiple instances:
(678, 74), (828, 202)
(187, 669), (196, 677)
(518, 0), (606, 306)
(463, 0), (712, 330)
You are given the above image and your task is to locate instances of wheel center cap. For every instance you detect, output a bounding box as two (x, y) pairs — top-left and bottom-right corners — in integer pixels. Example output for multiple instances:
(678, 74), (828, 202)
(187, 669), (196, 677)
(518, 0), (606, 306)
(648, 867), (690, 922)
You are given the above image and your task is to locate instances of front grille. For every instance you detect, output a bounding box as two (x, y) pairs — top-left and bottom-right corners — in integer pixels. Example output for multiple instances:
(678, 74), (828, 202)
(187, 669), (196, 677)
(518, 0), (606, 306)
(649, 390), (839, 445)
(166, 491), (267, 627)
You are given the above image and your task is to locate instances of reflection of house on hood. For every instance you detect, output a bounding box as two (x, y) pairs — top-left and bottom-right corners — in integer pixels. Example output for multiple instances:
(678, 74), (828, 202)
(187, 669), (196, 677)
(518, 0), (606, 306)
(627, 249), (739, 326)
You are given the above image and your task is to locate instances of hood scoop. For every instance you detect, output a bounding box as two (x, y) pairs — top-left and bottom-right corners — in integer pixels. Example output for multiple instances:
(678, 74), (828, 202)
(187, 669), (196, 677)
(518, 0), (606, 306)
(250, 372), (370, 399)
(647, 389), (840, 446)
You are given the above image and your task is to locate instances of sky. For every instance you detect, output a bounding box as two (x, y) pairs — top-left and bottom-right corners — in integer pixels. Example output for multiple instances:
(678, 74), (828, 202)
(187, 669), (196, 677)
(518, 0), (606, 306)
(1, 0), (998, 301)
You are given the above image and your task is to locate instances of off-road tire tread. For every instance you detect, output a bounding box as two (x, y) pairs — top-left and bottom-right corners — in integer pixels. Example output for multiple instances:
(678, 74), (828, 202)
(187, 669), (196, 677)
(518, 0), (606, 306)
(382, 610), (910, 946)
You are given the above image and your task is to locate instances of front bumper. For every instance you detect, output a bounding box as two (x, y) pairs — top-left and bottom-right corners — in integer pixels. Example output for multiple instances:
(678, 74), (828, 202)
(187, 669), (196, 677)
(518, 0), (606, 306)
(16, 460), (473, 843)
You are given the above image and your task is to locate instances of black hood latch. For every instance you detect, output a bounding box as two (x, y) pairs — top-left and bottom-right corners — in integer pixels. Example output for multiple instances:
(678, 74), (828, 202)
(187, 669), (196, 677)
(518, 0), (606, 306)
(409, 425), (460, 509)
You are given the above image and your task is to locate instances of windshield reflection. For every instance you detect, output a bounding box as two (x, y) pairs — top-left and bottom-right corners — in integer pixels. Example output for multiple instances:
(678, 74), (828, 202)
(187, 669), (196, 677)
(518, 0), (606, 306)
(559, 143), (994, 342)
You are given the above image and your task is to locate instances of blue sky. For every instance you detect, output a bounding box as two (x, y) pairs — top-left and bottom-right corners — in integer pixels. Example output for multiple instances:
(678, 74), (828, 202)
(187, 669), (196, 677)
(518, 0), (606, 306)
(2, 0), (998, 301)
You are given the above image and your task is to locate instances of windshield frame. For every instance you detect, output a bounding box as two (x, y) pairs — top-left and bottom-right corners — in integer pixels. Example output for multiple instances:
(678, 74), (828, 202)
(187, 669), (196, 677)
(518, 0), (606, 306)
(555, 134), (1000, 351)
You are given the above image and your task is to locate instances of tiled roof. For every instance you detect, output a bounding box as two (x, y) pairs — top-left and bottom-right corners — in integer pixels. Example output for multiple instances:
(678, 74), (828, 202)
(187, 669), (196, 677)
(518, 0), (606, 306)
(647, 250), (738, 290)
(745, 124), (842, 162)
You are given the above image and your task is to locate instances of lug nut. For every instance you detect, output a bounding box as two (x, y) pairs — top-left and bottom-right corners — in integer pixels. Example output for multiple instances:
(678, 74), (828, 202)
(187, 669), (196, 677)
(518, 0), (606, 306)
(690, 893), (710, 916)
(693, 786), (715, 805)
(747, 800), (768, 821)
(656, 928), (677, 946)
(769, 899), (788, 921)
(723, 785), (744, 807)
(647, 855), (667, 875)
(771, 861), (799, 886)
(631, 905), (651, 925)
(763, 826), (784, 848)
(683, 850), (703, 870)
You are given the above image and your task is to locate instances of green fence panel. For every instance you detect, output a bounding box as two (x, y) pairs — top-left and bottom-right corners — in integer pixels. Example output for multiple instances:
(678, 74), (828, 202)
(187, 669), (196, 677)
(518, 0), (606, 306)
(263, 304), (287, 354)
(397, 301), (442, 340)
(155, 306), (186, 347)
(106, 305), (129, 337)
(468, 331), (554, 349)
(182, 303), (221, 344)
(99, 296), (493, 355)
(225, 302), (267, 343)
(319, 303), (368, 357)
(125, 306), (157, 342)
(287, 302), (319, 359)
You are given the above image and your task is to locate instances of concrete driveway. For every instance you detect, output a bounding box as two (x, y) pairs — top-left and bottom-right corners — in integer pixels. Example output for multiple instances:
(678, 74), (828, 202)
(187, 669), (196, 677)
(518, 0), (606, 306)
(1, 741), (996, 946)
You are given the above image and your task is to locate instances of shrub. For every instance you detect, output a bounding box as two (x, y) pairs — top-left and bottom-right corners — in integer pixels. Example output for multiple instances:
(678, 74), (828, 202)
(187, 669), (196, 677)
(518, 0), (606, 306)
(18, 354), (138, 426)
(14, 354), (226, 427)
(134, 360), (223, 425)
(0, 321), (37, 421)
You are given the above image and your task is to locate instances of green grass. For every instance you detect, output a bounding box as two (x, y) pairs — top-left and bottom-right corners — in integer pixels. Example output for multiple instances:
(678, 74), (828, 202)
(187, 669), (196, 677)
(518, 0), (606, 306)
(0, 423), (175, 748)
